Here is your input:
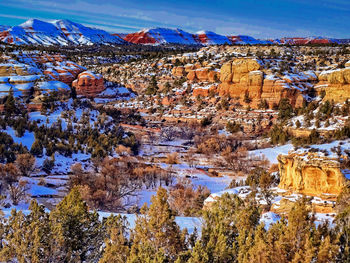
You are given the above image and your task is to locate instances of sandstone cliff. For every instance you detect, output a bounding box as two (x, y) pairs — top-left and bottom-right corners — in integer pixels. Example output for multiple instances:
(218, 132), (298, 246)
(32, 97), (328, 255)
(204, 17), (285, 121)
(318, 67), (350, 103)
(218, 58), (307, 109)
(278, 153), (347, 197)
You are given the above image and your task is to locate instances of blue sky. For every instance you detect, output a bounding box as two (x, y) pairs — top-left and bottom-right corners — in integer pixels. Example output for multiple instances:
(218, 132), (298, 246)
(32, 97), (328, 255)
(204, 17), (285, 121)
(0, 0), (349, 38)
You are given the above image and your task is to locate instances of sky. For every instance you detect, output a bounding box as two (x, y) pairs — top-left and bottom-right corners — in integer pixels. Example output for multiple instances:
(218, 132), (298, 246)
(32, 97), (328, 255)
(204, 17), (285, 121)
(0, 0), (349, 38)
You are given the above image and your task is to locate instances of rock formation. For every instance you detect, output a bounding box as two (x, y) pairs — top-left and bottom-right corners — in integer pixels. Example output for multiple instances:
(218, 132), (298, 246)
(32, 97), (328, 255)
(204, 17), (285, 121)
(218, 58), (308, 109)
(278, 152), (347, 197)
(72, 71), (105, 97)
(318, 68), (350, 103)
(193, 85), (217, 97)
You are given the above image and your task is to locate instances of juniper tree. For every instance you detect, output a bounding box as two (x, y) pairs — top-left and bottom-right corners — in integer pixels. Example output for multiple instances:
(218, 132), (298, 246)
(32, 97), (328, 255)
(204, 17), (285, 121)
(49, 187), (102, 262)
(128, 187), (186, 262)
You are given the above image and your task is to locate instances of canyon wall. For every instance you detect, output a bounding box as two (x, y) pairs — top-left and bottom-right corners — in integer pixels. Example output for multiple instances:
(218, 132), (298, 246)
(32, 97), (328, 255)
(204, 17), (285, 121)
(218, 58), (306, 109)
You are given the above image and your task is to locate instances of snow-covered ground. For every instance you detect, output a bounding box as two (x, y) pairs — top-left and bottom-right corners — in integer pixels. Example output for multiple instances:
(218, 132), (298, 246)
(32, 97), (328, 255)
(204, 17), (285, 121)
(250, 139), (350, 164)
(4, 127), (35, 150)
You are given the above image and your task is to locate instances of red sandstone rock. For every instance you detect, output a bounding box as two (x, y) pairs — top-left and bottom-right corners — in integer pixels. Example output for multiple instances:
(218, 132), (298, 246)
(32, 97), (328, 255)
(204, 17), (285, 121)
(193, 85), (217, 97)
(72, 71), (105, 97)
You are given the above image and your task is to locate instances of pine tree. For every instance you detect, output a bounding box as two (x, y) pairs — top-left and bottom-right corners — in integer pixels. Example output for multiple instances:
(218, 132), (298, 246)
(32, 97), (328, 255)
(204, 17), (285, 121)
(4, 87), (18, 116)
(99, 215), (130, 263)
(128, 187), (186, 262)
(49, 187), (102, 262)
(30, 140), (43, 157)
(0, 201), (51, 263)
(189, 193), (260, 263)
(243, 224), (270, 263)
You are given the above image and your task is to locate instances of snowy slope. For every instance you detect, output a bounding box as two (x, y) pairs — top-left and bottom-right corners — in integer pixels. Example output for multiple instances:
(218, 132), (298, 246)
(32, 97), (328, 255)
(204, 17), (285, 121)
(0, 19), (125, 46)
(0, 25), (10, 31)
(228, 35), (272, 45)
(195, 30), (231, 45)
(125, 27), (198, 45)
(124, 28), (273, 45)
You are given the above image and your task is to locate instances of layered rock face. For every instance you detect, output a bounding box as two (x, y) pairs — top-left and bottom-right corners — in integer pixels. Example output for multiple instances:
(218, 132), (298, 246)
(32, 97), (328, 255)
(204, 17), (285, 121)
(72, 71), (105, 97)
(193, 85), (217, 97)
(318, 68), (350, 103)
(218, 58), (306, 108)
(278, 153), (347, 197)
(172, 66), (219, 83)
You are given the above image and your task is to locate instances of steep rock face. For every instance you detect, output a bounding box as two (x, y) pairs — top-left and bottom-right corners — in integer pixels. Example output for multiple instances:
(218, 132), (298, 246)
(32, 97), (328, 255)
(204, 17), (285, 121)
(72, 71), (105, 97)
(318, 68), (350, 103)
(218, 58), (307, 108)
(278, 153), (347, 197)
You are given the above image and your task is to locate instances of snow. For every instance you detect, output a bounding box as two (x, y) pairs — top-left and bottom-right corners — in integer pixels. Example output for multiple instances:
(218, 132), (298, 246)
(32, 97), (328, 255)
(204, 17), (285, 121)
(260, 212), (281, 229)
(196, 31), (231, 45)
(39, 81), (70, 91)
(97, 212), (202, 234)
(145, 28), (199, 45)
(1, 18), (125, 46)
(250, 144), (294, 164)
(29, 183), (58, 196)
(9, 75), (42, 83)
(4, 127), (35, 150)
(342, 169), (350, 180)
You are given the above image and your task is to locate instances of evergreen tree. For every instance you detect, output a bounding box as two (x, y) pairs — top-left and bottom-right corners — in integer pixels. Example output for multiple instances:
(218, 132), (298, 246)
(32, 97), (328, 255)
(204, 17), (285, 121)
(99, 215), (130, 263)
(30, 140), (43, 157)
(189, 193), (260, 263)
(129, 187), (186, 262)
(278, 98), (293, 121)
(49, 187), (102, 262)
(0, 201), (51, 263)
(4, 88), (18, 116)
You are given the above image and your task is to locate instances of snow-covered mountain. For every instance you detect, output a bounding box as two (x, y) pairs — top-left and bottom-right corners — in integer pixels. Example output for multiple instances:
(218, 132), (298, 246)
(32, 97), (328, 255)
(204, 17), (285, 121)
(0, 19), (125, 46)
(276, 37), (339, 45)
(228, 35), (272, 45)
(124, 28), (198, 45)
(1, 19), (348, 46)
(123, 28), (274, 45)
(194, 31), (231, 45)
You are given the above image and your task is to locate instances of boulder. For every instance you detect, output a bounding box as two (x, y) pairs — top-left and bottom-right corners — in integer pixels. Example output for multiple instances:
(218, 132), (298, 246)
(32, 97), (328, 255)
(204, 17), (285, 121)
(208, 71), (219, 82)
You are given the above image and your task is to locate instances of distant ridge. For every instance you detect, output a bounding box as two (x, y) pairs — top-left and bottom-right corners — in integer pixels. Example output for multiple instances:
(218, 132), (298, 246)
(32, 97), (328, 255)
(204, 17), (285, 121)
(0, 19), (348, 46)
(0, 18), (125, 46)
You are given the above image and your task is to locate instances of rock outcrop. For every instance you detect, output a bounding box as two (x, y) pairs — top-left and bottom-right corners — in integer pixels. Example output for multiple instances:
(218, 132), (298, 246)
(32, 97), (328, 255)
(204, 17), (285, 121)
(193, 85), (217, 97)
(278, 153), (347, 197)
(172, 65), (219, 83)
(318, 68), (350, 103)
(172, 66), (186, 77)
(218, 58), (308, 109)
(72, 71), (105, 97)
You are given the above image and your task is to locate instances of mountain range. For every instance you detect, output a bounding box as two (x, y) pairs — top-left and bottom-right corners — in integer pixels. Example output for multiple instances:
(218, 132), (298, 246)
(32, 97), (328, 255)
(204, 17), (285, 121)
(0, 19), (125, 46)
(0, 19), (347, 46)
